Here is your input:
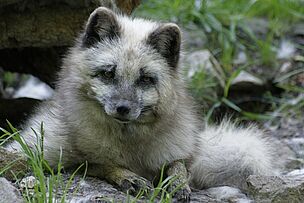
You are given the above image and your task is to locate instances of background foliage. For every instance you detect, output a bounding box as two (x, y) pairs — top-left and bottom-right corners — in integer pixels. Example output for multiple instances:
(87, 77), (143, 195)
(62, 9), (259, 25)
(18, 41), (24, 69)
(137, 0), (304, 122)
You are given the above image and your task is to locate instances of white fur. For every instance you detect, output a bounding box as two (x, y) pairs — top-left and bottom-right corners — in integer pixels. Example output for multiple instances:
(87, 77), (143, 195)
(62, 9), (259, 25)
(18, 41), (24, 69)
(5, 7), (280, 190)
(190, 122), (278, 189)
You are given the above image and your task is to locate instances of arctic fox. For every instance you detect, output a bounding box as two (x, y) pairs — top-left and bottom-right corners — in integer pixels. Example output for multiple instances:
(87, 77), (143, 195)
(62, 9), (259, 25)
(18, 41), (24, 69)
(6, 7), (279, 201)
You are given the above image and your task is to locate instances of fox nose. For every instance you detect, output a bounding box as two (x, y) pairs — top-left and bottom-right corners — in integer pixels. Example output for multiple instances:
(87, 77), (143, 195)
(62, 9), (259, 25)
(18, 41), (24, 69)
(116, 105), (130, 116)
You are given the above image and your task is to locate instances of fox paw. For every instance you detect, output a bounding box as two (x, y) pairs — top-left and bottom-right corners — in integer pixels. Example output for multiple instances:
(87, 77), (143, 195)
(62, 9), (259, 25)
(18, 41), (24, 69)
(119, 175), (153, 196)
(174, 186), (191, 202)
(173, 185), (191, 202)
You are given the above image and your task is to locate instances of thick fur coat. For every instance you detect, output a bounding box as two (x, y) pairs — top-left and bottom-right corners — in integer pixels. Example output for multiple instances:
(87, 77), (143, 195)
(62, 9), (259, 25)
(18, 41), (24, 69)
(6, 7), (279, 195)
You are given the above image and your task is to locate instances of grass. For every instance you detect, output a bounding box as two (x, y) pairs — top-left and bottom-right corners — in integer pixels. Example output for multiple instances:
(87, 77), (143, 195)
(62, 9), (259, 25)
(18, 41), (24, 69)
(0, 122), (184, 202)
(0, 122), (87, 203)
(136, 0), (304, 123)
(132, 165), (186, 203)
(137, 0), (304, 67)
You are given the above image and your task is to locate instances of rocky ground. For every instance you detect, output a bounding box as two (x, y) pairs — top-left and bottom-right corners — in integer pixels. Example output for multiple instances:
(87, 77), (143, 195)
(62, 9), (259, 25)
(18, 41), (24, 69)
(1, 155), (304, 203)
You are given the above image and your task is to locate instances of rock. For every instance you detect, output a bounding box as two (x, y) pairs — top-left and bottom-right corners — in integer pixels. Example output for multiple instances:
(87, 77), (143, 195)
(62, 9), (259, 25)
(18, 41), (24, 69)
(19, 176), (39, 196)
(0, 0), (141, 91)
(189, 189), (221, 203)
(267, 138), (298, 172)
(231, 70), (264, 86)
(13, 76), (54, 100)
(204, 186), (252, 203)
(285, 137), (304, 158)
(19, 176), (39, 189)
(287, 168), (304, 176)
(0, 177), (24, 203)
(279, 61), (292, 73)
(276, 40), (296, 60)
(60, 175), (136, 202)
(247, 171), (304, 203)
(0, 0), (141, 49)
(292, 23), (304, 37)
(184, 50), (225, 87)
(229, 70), (270, 103)
(183, 25), (207, 50)
(285, 158), (304, 171)
(246, 18), (269, 36)
(233, 52), (247, 65)
(292, 23), (304, 45)
(60, 174), (256, 203)
(183, 50), (223, 108)
(185, 50), (267, 92)
(0, 147), (28, 181)
(264, 110), (304, 140)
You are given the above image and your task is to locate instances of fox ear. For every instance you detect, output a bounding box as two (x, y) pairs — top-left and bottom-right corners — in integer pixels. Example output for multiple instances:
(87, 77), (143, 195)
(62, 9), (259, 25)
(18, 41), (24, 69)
(147, 23), (181, 69)
(82, 7), (120, 48)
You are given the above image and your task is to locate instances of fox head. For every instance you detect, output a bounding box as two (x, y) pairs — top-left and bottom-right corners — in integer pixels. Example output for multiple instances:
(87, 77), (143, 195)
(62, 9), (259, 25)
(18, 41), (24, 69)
(68, 7), (182, 124)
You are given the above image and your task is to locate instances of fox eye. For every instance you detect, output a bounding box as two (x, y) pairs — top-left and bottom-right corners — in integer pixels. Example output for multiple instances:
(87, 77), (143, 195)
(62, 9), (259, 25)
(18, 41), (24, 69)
(92, 65), (116, 80)
(138, 75), (156, 86)
(101, 70), (115, 79)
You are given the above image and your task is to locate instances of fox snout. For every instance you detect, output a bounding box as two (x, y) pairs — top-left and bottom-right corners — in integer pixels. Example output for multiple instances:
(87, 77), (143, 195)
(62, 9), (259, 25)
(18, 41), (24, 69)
(104, 99), (141, 123)
(116, 105), (130, 116)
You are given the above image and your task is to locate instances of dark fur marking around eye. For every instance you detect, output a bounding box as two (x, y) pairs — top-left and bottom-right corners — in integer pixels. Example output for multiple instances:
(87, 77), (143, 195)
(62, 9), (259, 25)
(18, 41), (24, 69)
(91, 65), (117, 82)
(136, 68), (158, 87)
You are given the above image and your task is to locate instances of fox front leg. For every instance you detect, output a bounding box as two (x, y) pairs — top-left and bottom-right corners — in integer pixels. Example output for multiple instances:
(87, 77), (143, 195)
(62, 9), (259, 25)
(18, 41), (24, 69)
(166, 160), (191, 202)
(88, 164), (153, 196)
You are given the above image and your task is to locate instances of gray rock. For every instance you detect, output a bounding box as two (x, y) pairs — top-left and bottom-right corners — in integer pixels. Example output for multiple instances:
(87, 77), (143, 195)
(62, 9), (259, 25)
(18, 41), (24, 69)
(183, 24), (208, 50)
(184, 50), (266, 93)
(62, 174), (256, 203)
(0, 147), (28, 181)
(246, 18), (269, 36)
(247, 172), (304, 203)
(204, 186), (252, 203)
(285, 137), (304, 158)
(61, 175), (138, 202)
(231, 71), (264, 86)
(190, 189), (221, 203)
(276, 40), (296, 60)
(19, 176), (40, 196)
(185, 50), (225, 87)
(292, 23), (304, 37)
(0, 177), (24, 203)
(233, 52), (247, 65)
(285, 158), (304, 171)
(264, 109), (304, 140)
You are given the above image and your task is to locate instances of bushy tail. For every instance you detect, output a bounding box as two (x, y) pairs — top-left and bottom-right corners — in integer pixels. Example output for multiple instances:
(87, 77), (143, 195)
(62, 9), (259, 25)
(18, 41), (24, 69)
(190, 121), (280, 190)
